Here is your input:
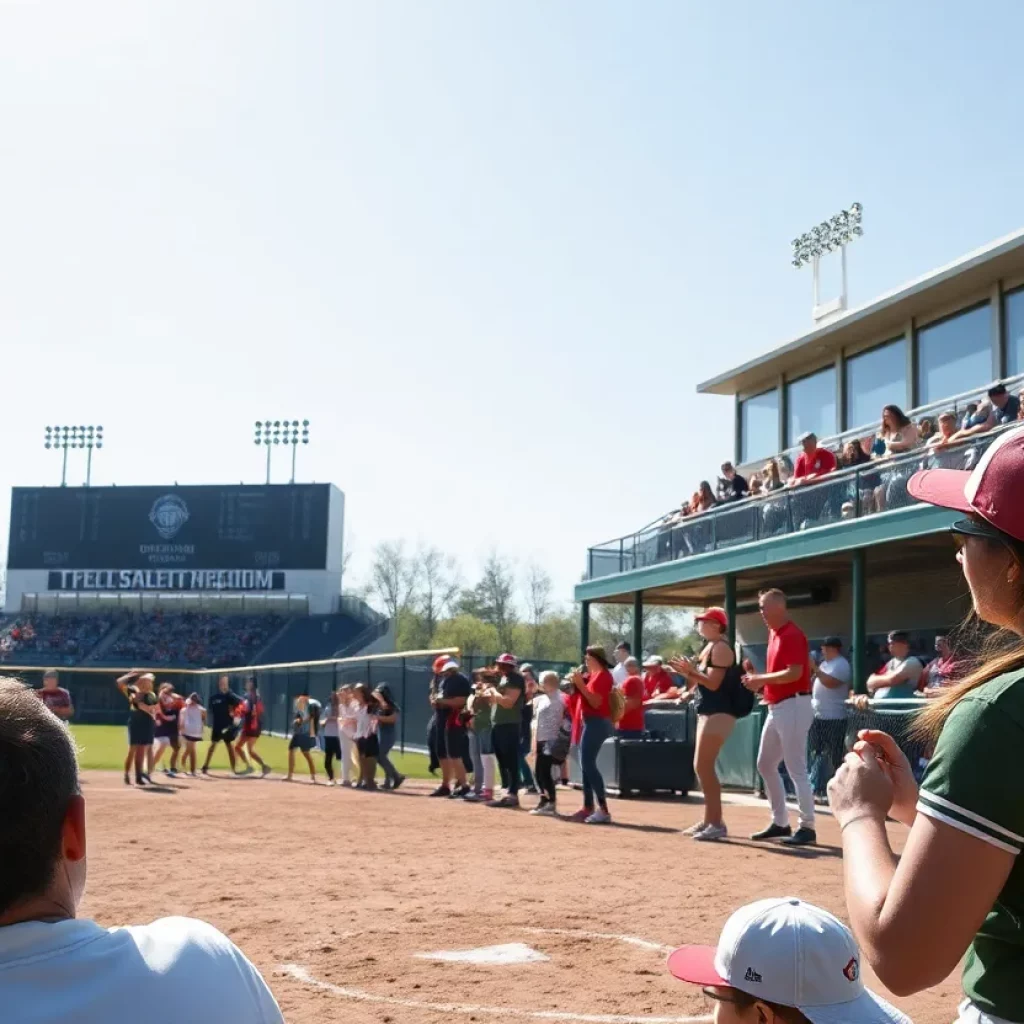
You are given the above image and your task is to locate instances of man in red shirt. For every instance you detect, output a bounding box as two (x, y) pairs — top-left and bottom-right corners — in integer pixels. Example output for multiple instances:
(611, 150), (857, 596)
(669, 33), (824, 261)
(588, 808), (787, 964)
(788, 432), (837, 486)
(741, 588), (816, 846)
(642, 656), (679, 700)
(617, 657), (646, 739)
(35, 669), (73, 720)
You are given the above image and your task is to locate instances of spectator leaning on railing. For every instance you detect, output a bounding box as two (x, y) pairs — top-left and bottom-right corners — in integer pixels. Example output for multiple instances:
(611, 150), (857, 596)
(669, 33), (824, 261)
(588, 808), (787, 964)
(761, 459), (784, 492)
(719, 462), (749, 501)
(866, 630), (923, 699)
(927, 411), (958, 449)
(788, 432), (837, 487)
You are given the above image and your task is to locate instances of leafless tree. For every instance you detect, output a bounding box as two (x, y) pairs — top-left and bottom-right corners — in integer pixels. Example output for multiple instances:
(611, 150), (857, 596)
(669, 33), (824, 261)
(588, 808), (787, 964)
(369, 541), (418, 621)
(416, 546), (461, 643)
(524, 563), (552, 656)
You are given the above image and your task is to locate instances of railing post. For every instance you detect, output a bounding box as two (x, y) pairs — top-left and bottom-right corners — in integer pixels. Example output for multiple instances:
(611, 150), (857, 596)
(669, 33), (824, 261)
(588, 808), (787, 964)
(580, 600), (591, 659)
(785, 490), (795, 533)
(400, 659), (407, 753)
(619, 538), (624, 573)
(724, 574), (737, 650)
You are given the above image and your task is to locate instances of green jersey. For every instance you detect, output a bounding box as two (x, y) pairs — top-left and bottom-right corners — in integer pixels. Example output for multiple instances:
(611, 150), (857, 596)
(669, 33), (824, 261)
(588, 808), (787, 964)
(917, 667), (1024, 1020)
(491, 671), (524, 727)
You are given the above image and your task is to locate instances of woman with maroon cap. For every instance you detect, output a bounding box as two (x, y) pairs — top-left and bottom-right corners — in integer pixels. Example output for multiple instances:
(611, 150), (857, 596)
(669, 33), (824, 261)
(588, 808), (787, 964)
(670, 607), (738, 842)
(829, 424), (1024, 1024)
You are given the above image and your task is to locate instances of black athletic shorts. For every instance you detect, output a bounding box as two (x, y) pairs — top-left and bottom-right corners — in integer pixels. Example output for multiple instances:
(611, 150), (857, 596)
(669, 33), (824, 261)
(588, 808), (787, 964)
(439, 723), (467, 761)
(211, 725), (238, 744)
(128, 719), (155, 747)
(289, 733), (316, 752)
(357, 734), (380, 757)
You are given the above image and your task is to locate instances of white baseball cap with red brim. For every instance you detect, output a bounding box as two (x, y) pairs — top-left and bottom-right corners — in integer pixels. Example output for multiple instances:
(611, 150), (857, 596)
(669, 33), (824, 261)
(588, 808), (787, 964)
(667, 898), (910, 1024)
(908, 424), (1024, 542)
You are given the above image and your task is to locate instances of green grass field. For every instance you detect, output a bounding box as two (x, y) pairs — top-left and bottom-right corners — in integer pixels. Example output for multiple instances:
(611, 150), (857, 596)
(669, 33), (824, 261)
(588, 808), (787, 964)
(70, 724), (435, 778)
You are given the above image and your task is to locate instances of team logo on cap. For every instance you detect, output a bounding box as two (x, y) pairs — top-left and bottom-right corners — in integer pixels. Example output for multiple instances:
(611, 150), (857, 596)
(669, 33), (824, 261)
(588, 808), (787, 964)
(149, 495), (190, 540)
(843, 957), (859, 982)
(744, 967), (762, 984)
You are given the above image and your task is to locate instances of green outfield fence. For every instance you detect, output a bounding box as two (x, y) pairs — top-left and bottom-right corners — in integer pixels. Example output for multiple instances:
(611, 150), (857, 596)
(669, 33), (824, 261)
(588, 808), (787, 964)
(0, 649), (459, 755)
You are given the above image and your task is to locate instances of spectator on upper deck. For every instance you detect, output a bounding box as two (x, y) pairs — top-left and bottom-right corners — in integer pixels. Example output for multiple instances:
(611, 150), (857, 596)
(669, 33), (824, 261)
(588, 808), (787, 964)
(918, 416), (934, 443)
(989, 382), (1020, 424)
(778, 453), (794, 482)
(875, 405), (919, 457)
(927, 411), (958, 448)
(761, 459), (784, 492)
(960, 401), (978, 429)
(748, 475), (763, 496)
(866, 630), (923, 699)
(840, 438), (871, 468)
(719, 462), (749, 502)
(788, 432), (837, 487)
(695, 481), (717, 512)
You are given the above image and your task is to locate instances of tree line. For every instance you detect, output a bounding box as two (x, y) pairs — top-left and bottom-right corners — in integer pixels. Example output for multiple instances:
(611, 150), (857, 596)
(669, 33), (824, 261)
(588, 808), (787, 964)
(358, 541), (699, 664)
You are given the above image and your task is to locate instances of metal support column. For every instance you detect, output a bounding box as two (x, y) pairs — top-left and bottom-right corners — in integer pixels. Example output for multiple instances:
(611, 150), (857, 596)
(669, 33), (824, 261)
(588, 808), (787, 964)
(724, 573), (737, 651)
(580, 600), (590, 659)
(852, 548), (866, 693)
(632, 592), (643, 660)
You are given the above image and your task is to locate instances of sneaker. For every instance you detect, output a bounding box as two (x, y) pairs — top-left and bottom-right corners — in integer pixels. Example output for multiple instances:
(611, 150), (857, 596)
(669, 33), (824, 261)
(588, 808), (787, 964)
(340, 780), (353, 788)
(693, 823), (728, 842)
(123, 773), (131, 786)
(463, 791), (483, 802)
(782, 827), (817, 847)
(261, 765), (272, 777)
(585, 809), (612, 825)
(189, 771), (198, 778)
(167, 769), (178, 778)
(525, 785), (539, 795)
(392, 774), (406, 791)
(568, 808), (592, 822)
(201, 768), (210, 776)
(325, 780), (336, 787)
(429, 785), (452, 798)
(140, 774), (152, 785)
(162, 768), (172, 776)
(750, 823), (792, 841)
(135, 775), (147, 786)
(281, 776), (294, 783)
(450, 784), (471, 799)
(681, 822), (708, 836)
(240, 766), (255, 777)
(530, 803), (557, 816)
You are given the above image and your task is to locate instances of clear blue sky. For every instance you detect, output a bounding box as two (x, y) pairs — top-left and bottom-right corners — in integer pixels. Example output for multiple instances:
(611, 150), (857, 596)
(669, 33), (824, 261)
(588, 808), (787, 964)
(2, 1), (1023, 609)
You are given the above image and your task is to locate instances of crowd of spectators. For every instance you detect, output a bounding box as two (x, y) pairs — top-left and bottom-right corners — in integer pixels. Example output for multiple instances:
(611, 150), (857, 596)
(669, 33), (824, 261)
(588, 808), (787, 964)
(0, 615), (115, 664)
(659, 379), (1024, 534)
(107, 612), (283, 667)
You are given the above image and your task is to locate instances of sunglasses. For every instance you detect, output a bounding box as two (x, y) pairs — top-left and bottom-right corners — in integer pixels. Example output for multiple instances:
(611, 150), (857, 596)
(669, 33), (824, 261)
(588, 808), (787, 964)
(950, 518), (1009, 550)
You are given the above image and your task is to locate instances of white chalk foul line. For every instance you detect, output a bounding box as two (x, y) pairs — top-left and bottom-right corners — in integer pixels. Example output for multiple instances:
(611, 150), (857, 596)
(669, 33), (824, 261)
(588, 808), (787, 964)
(524, 927), (674, 954)
(279, 964), (711, 1024)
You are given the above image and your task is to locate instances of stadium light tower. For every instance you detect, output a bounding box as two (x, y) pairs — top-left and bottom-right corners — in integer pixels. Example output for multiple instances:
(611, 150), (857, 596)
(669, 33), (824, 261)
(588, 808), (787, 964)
(792, 202), (863, 322)
(254, 419), (310, 484)
(44, 425), (104, 486)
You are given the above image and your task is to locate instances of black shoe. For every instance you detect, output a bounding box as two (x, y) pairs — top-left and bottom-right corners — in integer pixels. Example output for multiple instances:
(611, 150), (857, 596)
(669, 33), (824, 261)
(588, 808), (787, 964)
(392, 774), (406, 791)
(750, 823), (792, 841)
(136, 775), (147, 786)
(782, 827), (817, 847)
(429, 785), (451, 797)
(450, 784), (471, 799)
(525, 785), (539, 795)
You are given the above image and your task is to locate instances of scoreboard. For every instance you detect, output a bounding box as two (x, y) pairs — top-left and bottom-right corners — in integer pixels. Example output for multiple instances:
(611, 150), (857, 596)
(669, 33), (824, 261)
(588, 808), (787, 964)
(8, 485), (337, 589)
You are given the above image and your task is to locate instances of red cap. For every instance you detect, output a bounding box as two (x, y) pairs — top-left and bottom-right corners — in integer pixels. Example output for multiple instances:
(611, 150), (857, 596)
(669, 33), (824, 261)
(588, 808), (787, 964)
(695, 607), (729, 629)
(432, 655), (449, 674)
(908, 425), (1024, 542)
(667, 946), (727, 987)
(496, 653), (518, 667)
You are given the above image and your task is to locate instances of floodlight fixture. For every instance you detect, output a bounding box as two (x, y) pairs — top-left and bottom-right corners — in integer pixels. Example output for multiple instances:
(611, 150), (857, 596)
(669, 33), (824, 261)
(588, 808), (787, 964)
(254, 419), (310, 483)
(791, 202), (863, 321)
(44, 425), (104, 486)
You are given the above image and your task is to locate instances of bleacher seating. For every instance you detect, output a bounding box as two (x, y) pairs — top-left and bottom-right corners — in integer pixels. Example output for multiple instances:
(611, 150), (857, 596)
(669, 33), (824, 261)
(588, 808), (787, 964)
(256, 612), (386, 666)
(0, 615), (116, 666)
(102, 612), (284, 667)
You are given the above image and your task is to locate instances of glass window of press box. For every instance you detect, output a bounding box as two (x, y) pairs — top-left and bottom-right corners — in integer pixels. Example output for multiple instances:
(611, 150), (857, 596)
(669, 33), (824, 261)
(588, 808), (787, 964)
(845, 338), (907, 431)
(916, 303), (992, 406)
(1007, 286), (1024, 377)
(786, 366), (837, 446)
(740, 388), (779, 464)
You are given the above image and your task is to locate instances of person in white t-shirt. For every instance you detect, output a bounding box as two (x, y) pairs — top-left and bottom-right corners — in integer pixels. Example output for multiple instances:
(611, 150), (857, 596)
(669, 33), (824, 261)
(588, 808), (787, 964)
(529, 671), (569, 817)
(611, 641), (630, 687)
(808, 637), (852, 801)
(0, 678), (283, 1024)
(867, 630), (924, 699)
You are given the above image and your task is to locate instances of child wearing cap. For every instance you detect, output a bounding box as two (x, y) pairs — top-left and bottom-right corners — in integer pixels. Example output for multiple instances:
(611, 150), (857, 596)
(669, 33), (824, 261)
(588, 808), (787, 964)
(668, 897), (911, 1023)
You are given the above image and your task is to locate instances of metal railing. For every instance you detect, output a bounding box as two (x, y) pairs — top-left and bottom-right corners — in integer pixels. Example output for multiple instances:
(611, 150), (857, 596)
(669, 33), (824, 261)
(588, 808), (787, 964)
(587, 430), (1001, 579)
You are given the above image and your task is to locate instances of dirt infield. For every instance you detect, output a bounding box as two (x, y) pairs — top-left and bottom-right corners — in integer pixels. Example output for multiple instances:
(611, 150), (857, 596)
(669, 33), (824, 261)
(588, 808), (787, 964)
(79, 771), (960, 1023)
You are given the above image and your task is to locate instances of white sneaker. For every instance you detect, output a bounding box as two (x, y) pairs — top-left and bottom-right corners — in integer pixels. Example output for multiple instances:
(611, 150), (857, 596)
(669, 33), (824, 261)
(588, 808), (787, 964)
(693, 823), (728, 842)
(530, 803), (557, 816)
(681, 822), (708, 836)
(585, 809), (612, 825)
(325, 780), (335, 787)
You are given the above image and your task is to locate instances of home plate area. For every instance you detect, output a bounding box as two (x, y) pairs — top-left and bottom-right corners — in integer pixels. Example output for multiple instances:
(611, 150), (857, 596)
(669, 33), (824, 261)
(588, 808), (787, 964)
(278, 923), (712, 1024)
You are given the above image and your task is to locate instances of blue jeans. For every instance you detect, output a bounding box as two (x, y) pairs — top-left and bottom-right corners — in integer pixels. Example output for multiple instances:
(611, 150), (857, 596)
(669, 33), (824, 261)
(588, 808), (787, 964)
(581, 717), (613, 809)
(518, 736), (536, 790)
(378, 723), (400, 785)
